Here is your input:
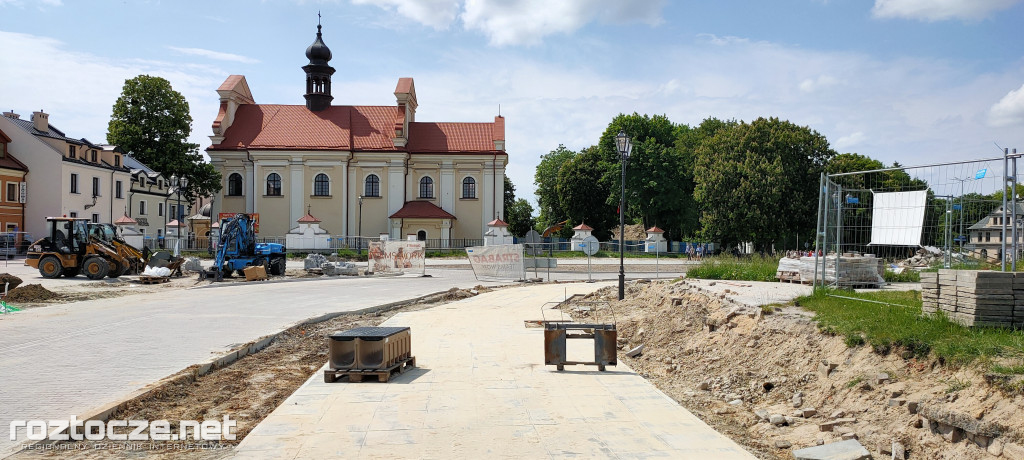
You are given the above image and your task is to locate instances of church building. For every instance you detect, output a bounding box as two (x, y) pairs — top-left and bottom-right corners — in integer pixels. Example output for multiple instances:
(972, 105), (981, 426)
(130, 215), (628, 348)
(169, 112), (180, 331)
(206, 22), (507, 243)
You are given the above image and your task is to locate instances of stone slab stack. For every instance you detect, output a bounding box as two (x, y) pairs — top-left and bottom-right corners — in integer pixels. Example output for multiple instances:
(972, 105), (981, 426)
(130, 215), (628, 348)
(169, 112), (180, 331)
(924, 270), (1018, 328)
(920, 271), (938, 315)
(793, 255), (885, 287)
(955, 271), (1014, 327)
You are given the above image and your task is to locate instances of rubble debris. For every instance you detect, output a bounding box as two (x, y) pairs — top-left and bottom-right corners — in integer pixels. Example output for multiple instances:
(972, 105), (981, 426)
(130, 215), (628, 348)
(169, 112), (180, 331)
(304, 253), (328, 270)
(792, 439), (870, 460)
(181, 257), (203, 273)
(625, 344), (644, 358)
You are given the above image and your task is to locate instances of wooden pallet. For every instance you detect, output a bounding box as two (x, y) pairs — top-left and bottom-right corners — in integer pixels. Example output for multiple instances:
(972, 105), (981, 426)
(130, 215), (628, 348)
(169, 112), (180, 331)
(324, 356), (416, 383)
(138, 276), (170, 285)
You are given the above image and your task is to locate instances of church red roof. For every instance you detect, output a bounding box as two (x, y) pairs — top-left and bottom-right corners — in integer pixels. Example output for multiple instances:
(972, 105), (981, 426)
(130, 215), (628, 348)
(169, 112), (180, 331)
(487, 218), (508, 227)
(389, 201), (456, 220)
(211, 105), (503, 154)
(573, 222), (593, 231)
(646, 226), (665, 233)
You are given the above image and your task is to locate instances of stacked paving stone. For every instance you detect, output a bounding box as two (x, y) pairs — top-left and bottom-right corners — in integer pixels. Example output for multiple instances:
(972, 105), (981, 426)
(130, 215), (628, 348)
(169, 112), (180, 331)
(793, 254), (885, 287)
(922, 270), (1020, 328)
(920, 271), (938, 315)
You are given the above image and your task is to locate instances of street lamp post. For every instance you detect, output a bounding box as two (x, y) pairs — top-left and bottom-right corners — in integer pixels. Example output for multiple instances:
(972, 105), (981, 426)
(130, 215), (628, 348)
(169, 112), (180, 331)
(615, 130), (632, 301)
(170, 174), (188, 256)
(358, 195), (364, 255)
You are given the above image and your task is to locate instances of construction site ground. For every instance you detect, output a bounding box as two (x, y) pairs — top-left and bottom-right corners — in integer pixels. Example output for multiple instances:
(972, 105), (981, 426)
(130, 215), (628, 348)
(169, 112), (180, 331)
(0, 256), (696, 309)
(7, 254), (1019, 459)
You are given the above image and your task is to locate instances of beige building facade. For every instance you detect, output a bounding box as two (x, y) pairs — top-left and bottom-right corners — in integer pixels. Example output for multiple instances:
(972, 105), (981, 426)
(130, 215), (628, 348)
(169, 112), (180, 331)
(0, 110), (131, 238)
(123, 154), (184, 241)
(206, 24), (507, 243)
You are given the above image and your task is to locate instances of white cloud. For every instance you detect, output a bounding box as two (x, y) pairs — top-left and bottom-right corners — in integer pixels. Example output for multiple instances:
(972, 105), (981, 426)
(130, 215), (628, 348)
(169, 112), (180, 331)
(462, 0), (664, 46)
(871, 0), (1022, 21)
(351, 0), (664, 46)
(0, 31), (223, 153)
(350, 0), (461, 30)
(799, 75), (840, 93)
(167, 46), (259, 64)
(989, 83), (1024, 127)
(834, 132), (867, 151)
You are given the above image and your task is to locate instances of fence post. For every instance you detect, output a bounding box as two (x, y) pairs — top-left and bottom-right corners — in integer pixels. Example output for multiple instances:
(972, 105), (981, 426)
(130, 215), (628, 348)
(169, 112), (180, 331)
(814, 173), (825, 289)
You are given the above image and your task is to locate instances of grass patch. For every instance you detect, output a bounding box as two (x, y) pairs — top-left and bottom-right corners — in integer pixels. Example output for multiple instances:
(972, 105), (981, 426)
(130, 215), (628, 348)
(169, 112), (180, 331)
(884, 269), (920, 283)
(685, 255), (778, 282)
(845, 376), (863, 389)
(798, 290), (1024, 366)
(991, 364), (1024, 375)
(943, 377), (972, 393)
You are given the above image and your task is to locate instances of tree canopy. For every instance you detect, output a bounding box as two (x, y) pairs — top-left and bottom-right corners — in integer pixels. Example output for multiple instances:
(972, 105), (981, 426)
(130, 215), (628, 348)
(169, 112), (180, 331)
(502, 176), (535, 237)
(107, 75), (221, 204)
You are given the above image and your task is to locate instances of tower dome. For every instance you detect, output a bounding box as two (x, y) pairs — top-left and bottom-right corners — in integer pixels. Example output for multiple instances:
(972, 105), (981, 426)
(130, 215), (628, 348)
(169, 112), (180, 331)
(302, 20), (336, 111)
(305, 24), (332, 65)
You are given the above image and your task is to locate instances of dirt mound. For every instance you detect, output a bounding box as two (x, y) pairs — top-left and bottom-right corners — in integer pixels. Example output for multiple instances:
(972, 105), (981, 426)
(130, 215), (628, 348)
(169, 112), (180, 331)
(0, 273), (22, 290)
(5, 284), (60, 302)
(565, 280), (1024, 460)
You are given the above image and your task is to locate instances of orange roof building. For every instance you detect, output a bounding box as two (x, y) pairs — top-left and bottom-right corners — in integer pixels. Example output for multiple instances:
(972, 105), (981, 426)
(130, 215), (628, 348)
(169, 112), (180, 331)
(207, 21), (507, 245)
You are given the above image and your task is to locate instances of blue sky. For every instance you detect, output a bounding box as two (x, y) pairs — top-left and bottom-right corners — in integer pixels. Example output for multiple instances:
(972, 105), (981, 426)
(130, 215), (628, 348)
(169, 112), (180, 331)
(2, 0), (1023, 207)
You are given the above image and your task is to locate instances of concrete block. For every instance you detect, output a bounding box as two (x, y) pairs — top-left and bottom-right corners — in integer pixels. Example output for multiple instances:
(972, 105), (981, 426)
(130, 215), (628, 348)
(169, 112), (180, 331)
(1002, 442), (1024, 459)
(819, 360), (838, 378)
(792, 439), (871, 460)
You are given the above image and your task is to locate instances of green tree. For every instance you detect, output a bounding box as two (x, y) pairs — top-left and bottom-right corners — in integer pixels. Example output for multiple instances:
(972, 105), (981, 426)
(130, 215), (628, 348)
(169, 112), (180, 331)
(558, 147), (616, 240)
(107, 75), (221, 204)
(506, 199), (536, 237)
(534, 145), (576, 228)
(694, 117), (836, 251)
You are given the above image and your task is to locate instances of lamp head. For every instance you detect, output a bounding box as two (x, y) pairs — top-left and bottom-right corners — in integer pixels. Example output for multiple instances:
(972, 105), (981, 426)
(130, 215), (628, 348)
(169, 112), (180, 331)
(615, 130), (632, 160)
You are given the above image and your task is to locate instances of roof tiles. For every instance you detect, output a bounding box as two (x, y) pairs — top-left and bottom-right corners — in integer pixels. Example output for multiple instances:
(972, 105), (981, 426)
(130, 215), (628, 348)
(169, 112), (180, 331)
(389, 201), (456, 220)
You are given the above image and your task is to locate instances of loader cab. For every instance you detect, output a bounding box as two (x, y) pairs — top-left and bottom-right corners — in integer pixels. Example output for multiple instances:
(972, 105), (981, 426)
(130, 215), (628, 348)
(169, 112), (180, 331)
(49, 218), (90, 254)
(88, 223), (118, 244)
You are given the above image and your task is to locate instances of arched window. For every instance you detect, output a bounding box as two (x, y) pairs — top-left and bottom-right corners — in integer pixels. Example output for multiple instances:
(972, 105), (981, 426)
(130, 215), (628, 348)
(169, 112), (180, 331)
(417, 230), (427, 241)
(364, 174), (380, 197)
(419, 176), (434, 199)
(227, 173), (243, 196)
(266, 173), (282, 196)
(462, 177), (476, 199)
(314, 173), (330, 196)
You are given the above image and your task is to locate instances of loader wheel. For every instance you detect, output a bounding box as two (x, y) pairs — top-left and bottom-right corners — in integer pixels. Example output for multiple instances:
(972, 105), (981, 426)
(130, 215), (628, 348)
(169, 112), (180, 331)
(83, 257), (110, 280)
(39, 256), (64, 279)
(107, 260), (125, 278)
(63, 268), (80, 278)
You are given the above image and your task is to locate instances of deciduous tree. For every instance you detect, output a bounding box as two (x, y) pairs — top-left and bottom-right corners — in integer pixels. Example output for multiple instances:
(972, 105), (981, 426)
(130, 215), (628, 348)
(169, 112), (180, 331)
(107, 75), (221, 204)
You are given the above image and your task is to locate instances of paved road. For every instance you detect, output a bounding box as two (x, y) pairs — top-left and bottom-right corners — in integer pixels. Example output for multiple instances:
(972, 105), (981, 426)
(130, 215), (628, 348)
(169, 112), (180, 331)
(0, 270), (497, 457)
(236, 283), (756, 459)
(0, 263), (685, 457)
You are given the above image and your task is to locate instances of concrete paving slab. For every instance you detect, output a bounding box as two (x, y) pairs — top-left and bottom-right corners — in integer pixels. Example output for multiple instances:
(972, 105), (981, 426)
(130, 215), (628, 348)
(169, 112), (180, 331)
(235, 282), (755, 459)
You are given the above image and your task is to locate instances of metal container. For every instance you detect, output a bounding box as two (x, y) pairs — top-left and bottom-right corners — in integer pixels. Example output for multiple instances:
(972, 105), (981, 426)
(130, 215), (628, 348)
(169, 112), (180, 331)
(328, 327), (411, 370)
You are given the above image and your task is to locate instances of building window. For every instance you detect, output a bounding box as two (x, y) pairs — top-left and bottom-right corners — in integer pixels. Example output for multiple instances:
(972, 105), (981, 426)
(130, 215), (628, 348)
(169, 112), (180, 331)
(419, 176), (434, 199)
(69, 212), (77, 218)
(462, 177), (476, 199)
(114, 155), (120, 167)
(158, 202), (164, 217)
(115, 180), (123, 199)
(170, 205), (177, 222)
(69, 145), (76, 157)
(70, 173), (79, 194)
(314, 173), (330, 196)
(364, 174), (380, 197)
(158, 179), (162, 189)
(140, 201), (147, 215)
(986, 232), (991, 242)
(90, 150), (97, 162)
(6, 183), (15, 203)
(227, 173), (243, 196)
(91, 213), (99, 223)
(266, 173), (282, 196)
(92, 177), (100, 197)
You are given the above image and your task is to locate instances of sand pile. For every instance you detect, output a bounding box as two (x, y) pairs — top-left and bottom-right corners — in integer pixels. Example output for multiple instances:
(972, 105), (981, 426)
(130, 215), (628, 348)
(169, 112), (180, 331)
(5, 284), (60, 302)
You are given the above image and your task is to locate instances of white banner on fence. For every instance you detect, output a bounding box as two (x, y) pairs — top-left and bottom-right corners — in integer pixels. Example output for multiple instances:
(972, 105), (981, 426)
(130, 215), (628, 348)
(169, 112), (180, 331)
(368, 241), (426, 275)
(465, 245), (525, 281)
(869, 190), (927, 246)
